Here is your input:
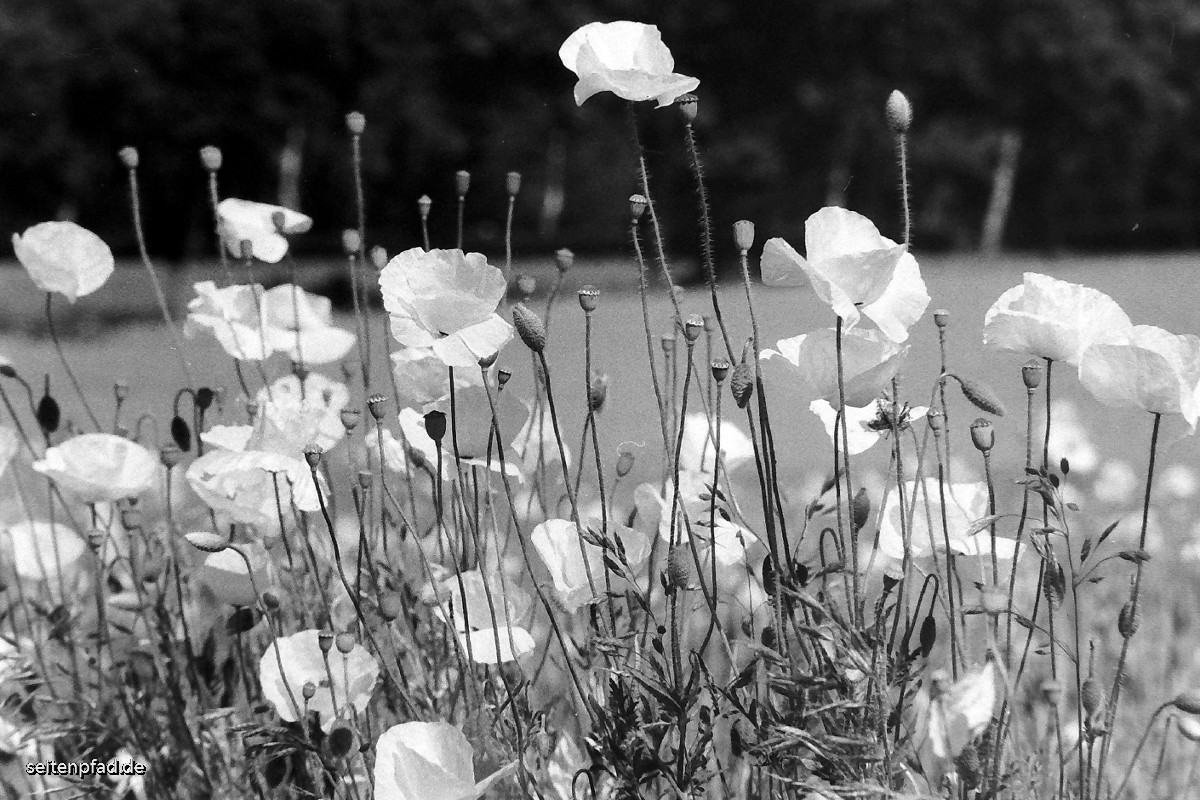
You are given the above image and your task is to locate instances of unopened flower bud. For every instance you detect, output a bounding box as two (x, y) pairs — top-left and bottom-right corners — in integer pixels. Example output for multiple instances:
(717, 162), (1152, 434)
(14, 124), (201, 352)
(119, 146), (139, 170)
(345, 111), (366, 135)
(262, 592), (280, 611)
(196, 386), (215, 411)
(455, 170), (470, 198)
(933, 309), (949, 329)
(730, 361), (754, 409)
(683, 315), (705, 343)
(981, 585), (1006, 616)
(1081, 677), (1103, 717)
(711, 359), (731, 383)
(578, 285), (599, 313)
(334, 632), (356, 654)
(1172, 692), (1200, 716)
(423, 410), (447, 443)
(302, 682), (317, 700)
(318, 630), (334, 653)
(851, 488), (871, 531)
(342, 229), (362, 255)
(512, 303), (547, 353)
(367, 394), (387, 421)
(886, 90), (912, 134)
(616, 450), (635, 477)
(676, 93), (698, 124)
(340, 408), (361, 431)
(418, 194), (432, 220)
(369, 245), (387, 270)
(1118, 599), (1141, 638)
(629, 194), (647, 222)
(1022, 359), (1043, 390)
(665, 546), (690, 591)
(200, 145), (223, 171)
(970, 418), (994, 452)
(160, 444), (185, 468)
(555, 248), (574, 273)
(733, 220), (755, 252)
(185, 532), (228, 553)
(304, 444), (323, 468)
(506, 171), (521, 197)
(379, 591), (403, 621)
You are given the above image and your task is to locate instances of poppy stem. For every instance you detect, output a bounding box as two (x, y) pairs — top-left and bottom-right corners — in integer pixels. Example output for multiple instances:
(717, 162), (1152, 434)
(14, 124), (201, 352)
(834, 317), (861, 624)
(44, 293), (101, 430)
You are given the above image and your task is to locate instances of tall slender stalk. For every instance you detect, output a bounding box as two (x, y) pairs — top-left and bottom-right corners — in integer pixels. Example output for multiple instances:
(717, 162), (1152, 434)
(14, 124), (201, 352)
(45, 294), (100, 430)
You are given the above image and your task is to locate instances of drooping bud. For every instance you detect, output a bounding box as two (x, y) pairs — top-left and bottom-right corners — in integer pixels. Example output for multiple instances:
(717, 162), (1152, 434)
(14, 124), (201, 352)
(342, 229), (362, 255)
(1022, 359), (1043, 390)
(676, 93), (698, 124)
(970, 418), (994, 452)
(303, 444), (323, 468)
(345, 111), (366, 135)
(200, 145), (223, 172)
(455, 170), (471, 198)
(683, 314), (705, 343)
(733, 220), (755, 252)
(1118, 599), (1141, 638)
(629, 194), (647, 222)
(185, 532), (228, 553)
(555, 248), (574, 273)
(423, 410), (447, 443)
(616, 450), (635, 477)
(118, 146), (139, 170)
(334, 632), (356, 654)
(1172, 692), (1200, 716)
(417, 195), (432, 220)
(577, 285), (599, 313)
(711, 359), (731, 383)
(505, 171), (522, 197)
(340, 408), (361, 431)
(367, 394), (388, 421)
(512, 303), (547, 353)
(886, 90), (913, 134)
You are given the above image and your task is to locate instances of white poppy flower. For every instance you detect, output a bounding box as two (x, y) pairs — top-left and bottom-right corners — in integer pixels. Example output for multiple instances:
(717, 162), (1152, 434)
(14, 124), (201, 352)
(531, 518), (649, 612)
(32, 433), (157, 504)
(184, 281), (274, 361)
(391, 345), (485, 408)
(254, 373), (350, 452)
(12, 221), (114, 303)
(809, 399), (929, 456)
(677, 412), (754, 474)
(559, 21), (700, 107)
(372, 721), (514, 800)
(0, 426), (21, 478)
(983, 272), (1132, 366)
(216, 198), (312, 264)
(761, 208), (929, 342)
(913, 662), (1002, 788)
(258, 629), (379, 731)
(634, 474), (754, 568)
(3, 521), (87, 587)
(379, 248), (514, 368)
(761, 327), (908, 408)
(1079, 325), (1200, 434)
(878, 479), (1015, 562)
(261, 284), (357, 365)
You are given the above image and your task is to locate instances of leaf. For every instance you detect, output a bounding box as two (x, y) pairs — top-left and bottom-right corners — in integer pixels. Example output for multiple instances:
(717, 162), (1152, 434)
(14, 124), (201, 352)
(1080, 538), (1093, 563)
(1098, 520), (1120, 546)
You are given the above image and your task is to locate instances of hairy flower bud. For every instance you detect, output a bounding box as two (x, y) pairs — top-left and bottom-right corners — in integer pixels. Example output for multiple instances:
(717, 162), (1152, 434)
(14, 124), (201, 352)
(676, 92), (698, 124)
(185, 532), (228, 553)
(506, 171), (522, 197)
(886, 90), (913, 134)
(119, 146), (139, 170)
(1118, 599), (1141, 638)
(629, 194), (647, 222)
(851, 488), (871, 531)
(616, 450), (635, 477)
(345, 111), (366, 135)
(1081, 677), (1103, 717)
(423, 410), (447, 443)
(555, 247), (574, 273)
(730, 361), (754, 409)
(970, 418), (994, 452)
(577, 285), (599, 313)
(512, 303), (547, 353)
(665, 546), (691, 591)
(342, 229), (362, 255)
(733, 220), (755, 252)
(334, 632), (356, 654)
(200, 145), (223, 172)
(455, 170), (470, 198)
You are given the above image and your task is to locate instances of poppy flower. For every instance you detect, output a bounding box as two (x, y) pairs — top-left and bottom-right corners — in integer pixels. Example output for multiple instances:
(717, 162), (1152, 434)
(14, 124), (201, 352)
(32, 433), (158, 505)
(12, 221), (114, 303)
(254, 373), (350, 453)
(558, 21), (699, 107)
(1079, 325), (1200, 434)
(531, 519), (649, 612)
(676, 412), (754, 474)
(877, 479), (1015, 563)
(761, 208), (928, 342)
(184, 281), (274, 361)
(431, 570), (536, 664)
(2, 521), (87, 591)
(912, 662), (1001, 788)
(262, 284), (357, 365)
(809, 398), (929, 456)
(983, 272), (1132, 366)
(216, 198), (311, 264)
(258, 629), (379, 731)
(390, 345), (485, 409)
(379, 248), (514, 368)
(633, 472), (755, 568)
(761, 327), (908, 408)
(372, 721), (515, 800)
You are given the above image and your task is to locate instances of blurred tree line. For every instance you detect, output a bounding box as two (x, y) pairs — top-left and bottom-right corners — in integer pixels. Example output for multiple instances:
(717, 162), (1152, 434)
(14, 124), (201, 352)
(3, 0), (1200, 264)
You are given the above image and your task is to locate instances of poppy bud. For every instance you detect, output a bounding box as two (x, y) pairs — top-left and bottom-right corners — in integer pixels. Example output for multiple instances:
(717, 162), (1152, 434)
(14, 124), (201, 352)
(730, 361), (754, 409)
(1022, 359), (1043, 390)
(185, 532), (228, 553)
(200, 146), (223, 172)
(851, 488), (871, 531)
(196, 386), (215, 411)
(342, 229), (362, 255)
(370, 245), (387, 270)
(455, 170), (470, 198)
(345, 111), (366, 135)
(616, 450), (635, 477)
(328, 725), (356, 759)
(302, 682), (317, 701)
(512, 303), (547, 353)
(629, 194), (647, 222)
(1172, 692), (1200, 716)
(37, 383), (60, 434)
(886, 90), (912, 134)
(318, 630), (334, 653)
(711, 359), (730, 383)
(340, 408), (361, 431)
(417, 195), (432, 220)
(506, 171), (522, 197)
(160, 444), (185, 468)
(379, 591), (403, 621)
(555, 248), (574, 273)
(970, 418), (994, 452)
(170, 415), (192, 452)
(683, 315), (705, 343)
(1118, 599), (1140, 638)
(119, 146), (139, 170)
(733, 220), (755, 252)
(335, 632), (356, 654)
(367, 394), (387, 421)
(676, 93), (698, 124)
(304, 444), (323, 468)
(423, 410), (447, 443)
(1081, 677), (1103, 717)
(578, 285), (599, 313)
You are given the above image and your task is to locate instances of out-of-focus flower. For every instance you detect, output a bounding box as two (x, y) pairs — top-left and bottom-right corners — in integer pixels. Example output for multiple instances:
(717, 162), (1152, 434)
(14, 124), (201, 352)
(531, 519), (649, 612)
(217, 198), (311, 263)
(878, 479), (1015, 563)
(983, 273), (1131, 366)
(373, 721), (515, 800)
(1043, 400), (1100, 475)
(558, 21), (699, 107)
(761, 208), (928, 343)
(1079, 325), (1200, 434)
(262, 284), (357, 364)
(379, 248), (513, 367)
(12, 221), (114, 303)
(431, 570), (535, 664)
(32, 433), (157, 504)
(258, 629), (379, 731)
(677, 412), (754, 474)
(185, 281), (274, 361)
(390, 345), (485, 408)
(761, 328), (908, 408)
(1091, 459), (1138, 507)
(912, 662), (1001, 788)
(809, 399), (929, 455)
(255, 373), (350, 452)
(634, 473), (755, 568)
(199, 544), (269, 607)
(2, 521), (87, 589)
(0, 427), (19, 478)
(1162, 463), (1198, 500)
(514, 403), (570, 474)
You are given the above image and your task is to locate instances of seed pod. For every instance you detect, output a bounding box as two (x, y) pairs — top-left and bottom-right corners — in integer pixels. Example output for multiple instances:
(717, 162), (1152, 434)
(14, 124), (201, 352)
(318, 630), (334, 653)
(200, 145), (223, 172)
(555, 248), (574, 273)
(505, 171), (522, 197)
(340, 408), (361, 431)
(1171, 691), (1200, 716)
(676, 92), (698, 124)
(666, 547), (690, 591)
(303, 444), (323, 468)
(171, 415), (192, 452)
(497, 369), (512, 390)
(615, 450), (635, 477)
(184, 532), (228, 553)
(118, 146), (139, 170)
(926, 408), (944, 434)
(886, 90), (913, 134)
(454, 170), (470, 198)
(302, 681), (317, 701)
(512, 303), (547, 353)
(1179, 716), (1200, 742)
(683, 314), (705, 343)
(1022, 359), (1043, 390)
(577, 285), (599, 313)
(423, 410), (447, 443)
(1081, 676), (1103, 717)
(933, 309), (949, 329)
(1118, 599), (1141, 639)
(629, 194), (647, 222)
(367, 394), (388, 421)
(379, 591), (403, 621)
(733, 220), (755, 252)
(335, 632), (356, 654)
(160, 444), (185, 468)
(851, 488), (871, 531)
(417, 195), (432, 220)
(711, 359), (731, 383)
(969, 418), (994, 453)
(345, 111), (366, 135)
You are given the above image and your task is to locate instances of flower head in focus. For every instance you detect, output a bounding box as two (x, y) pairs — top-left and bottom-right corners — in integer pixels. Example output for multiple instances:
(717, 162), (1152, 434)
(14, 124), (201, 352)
(559, 21), (699, 107)
(761, 208), (928, 342)
(33, 433), (157, 504)
(262, 284), (357, 364)
(258, 629), (379, 731)
(379, 248), (514, 367)
(12, 221), (114, 303)
(217, 198), (311, 263)
(185, 281), (274, 361)
(983, 272), (1132, 366)
(761, 327), (908, 408)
